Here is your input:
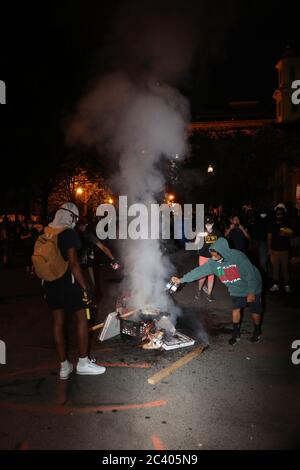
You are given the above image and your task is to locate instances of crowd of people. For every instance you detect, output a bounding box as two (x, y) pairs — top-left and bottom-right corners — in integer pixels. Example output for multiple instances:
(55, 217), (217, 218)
(198, 201), (300, 294)
(171, 200), (300, 347)
(0, 215), (44, 271)
(1, 200), (299, 292)
(0, 199), (299, 374)
(0, 213), (118, 274)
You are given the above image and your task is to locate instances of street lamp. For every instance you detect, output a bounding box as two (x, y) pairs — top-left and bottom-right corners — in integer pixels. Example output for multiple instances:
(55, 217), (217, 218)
(166, 193), (175, 208)
(207, 164), (214, 174)
(76, 187), (83, 195)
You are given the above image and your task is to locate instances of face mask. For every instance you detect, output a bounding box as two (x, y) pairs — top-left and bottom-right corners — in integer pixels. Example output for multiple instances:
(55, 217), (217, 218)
(211, 254), (223, 262)
(71, 221), (76, 229)
(205, 224), (213, 233)
(260, 214), (267, 219)
(71, 213), (79, 228)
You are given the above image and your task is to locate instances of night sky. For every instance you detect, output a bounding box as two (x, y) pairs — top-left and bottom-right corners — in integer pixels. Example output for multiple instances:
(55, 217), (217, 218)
(1, 0), (300, 199)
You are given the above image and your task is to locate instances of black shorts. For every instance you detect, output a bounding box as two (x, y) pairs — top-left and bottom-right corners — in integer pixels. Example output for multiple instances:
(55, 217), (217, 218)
(231, 294), (262, 314)
(43, 268), (86, 313)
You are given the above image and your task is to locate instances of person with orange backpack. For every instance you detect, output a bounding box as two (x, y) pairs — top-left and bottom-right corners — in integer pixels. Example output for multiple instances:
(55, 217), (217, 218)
(32, 202), (106, 379)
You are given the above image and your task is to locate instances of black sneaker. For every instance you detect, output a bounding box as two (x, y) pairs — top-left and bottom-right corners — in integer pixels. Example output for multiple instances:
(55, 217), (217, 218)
(250, 333), (261, 343)
(228, 335), (240, 346)
(206, 293), (215, 302)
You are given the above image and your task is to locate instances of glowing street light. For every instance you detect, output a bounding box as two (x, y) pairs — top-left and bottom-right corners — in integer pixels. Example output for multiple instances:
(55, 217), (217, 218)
(166, 193), (176, 207)
(207, 164), (214, 174)
(76, 187), (88, 215)
(108, 198), (114, 204)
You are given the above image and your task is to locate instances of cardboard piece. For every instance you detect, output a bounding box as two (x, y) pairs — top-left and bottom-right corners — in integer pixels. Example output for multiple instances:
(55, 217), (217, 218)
(161, 331), (195, 350)
(99, 312), (120, 341)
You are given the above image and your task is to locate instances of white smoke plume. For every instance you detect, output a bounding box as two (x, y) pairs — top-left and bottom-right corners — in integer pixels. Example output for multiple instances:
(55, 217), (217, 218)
(67, 72), (189, 314)
(66, 0), (237, 317)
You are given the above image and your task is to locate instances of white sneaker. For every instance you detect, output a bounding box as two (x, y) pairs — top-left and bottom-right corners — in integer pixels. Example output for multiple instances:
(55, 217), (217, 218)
(284, 285), (292, 294)
(76, 358), (106, 376)
(60, 360), (73, 380)
(269, 284), (280, 292)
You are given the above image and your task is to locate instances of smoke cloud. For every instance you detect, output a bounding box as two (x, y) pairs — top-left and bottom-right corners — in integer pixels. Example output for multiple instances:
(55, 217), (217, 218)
(66, 0), (240, 317)
(67, 73), (189, 314)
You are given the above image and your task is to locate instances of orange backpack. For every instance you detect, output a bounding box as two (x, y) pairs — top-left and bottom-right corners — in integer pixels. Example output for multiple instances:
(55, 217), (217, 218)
(32, 227), (69, 281)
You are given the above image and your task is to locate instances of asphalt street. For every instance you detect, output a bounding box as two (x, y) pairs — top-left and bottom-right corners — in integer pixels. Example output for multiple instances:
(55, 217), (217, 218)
(0, 249), (300, 450)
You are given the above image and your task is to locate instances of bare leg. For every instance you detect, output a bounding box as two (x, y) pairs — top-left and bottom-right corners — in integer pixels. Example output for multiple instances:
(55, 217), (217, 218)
(250, 312), (262, 342)
(198, 277), (206, 291)
(251, 313), (261, 326)
(75, 309), (89, 358)
(232, 308), (241, 324)
(52, 309), (67, 362)
(229, 308), (241, 344)
(207, 277), (215, 295)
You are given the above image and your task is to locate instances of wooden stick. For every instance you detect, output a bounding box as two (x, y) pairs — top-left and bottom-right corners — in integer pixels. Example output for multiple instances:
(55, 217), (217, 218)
(118, 308), (140, 319)
(88, 309), (138, 332)
(147, 345), (206, 385)
(89, 322), (104, 332)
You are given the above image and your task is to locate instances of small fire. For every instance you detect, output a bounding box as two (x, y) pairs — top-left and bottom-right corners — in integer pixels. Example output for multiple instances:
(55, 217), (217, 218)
(115, 295), (194, 350)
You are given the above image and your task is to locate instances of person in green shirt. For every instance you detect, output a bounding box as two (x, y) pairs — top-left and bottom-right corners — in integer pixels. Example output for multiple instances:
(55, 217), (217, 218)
(171, 237), (263, 345)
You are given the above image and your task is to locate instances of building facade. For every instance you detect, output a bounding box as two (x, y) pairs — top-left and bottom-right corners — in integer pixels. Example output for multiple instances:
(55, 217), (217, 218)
(273, 49), (300, 123)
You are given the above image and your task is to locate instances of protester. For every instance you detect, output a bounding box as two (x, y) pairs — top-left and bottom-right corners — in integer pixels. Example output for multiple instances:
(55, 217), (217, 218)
(92, 212), (122, 310)
(194, 214), (222, 302)
(171, 237), (263, 345)
(212, 204), (227, 235)
(268, 204), (293, 293)
(242, 203), (255, 229)
(35, 202), (106, 379)
(33, 216), (44, 235)
(20, 219), (39, 274)
(251, 208), (270, 274)
(225, 215), (251, 253)
(76, 218), (119, 288)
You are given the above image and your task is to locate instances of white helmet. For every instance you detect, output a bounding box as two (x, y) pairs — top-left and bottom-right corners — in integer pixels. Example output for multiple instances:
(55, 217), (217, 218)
(61, 202), (79, 217)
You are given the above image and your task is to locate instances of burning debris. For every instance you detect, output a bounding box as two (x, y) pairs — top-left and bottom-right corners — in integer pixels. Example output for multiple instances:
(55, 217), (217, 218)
(99, 295), (195, 350)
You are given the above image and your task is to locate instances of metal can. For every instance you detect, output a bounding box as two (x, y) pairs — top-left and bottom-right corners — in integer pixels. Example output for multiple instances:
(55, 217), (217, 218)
(165, 281), (178, 294)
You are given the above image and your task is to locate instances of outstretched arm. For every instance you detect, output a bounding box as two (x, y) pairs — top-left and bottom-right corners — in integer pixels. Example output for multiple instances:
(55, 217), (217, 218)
(172, 262), (214, 285)
(96, 241), (115, 262)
